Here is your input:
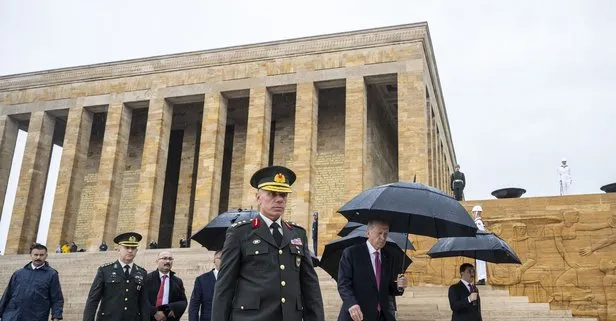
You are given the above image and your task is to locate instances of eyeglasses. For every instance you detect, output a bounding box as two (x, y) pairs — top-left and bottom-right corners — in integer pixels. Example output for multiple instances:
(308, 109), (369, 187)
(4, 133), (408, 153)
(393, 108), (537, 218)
(158, 257), (174, 261)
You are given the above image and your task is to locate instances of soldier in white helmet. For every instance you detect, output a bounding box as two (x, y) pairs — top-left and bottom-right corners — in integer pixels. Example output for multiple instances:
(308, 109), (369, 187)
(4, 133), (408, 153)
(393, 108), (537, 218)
(472, 205), (487, 285)
(558, 158), (573, 195)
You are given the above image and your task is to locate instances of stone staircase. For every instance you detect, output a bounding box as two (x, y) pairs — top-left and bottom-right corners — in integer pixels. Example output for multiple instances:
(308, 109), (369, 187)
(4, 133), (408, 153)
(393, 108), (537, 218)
(0, 248), (596, 321)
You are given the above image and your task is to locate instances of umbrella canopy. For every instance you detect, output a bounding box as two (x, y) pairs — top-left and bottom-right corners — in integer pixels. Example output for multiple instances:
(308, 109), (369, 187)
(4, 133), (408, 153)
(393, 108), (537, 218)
(190, 209), (260, 250)
(338, 224), (414, 251)
(427, 231), (522, 264)
(320, 228), (413, 281)
(337, 222), (363, 237)
(338, 182), (477, 237)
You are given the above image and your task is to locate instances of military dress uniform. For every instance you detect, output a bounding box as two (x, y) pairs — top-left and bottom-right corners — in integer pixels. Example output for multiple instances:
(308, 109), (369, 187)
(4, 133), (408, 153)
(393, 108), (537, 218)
(83, 233), (149, 321)
(450, 166), (466, 201)
(211, 166), (324, 321)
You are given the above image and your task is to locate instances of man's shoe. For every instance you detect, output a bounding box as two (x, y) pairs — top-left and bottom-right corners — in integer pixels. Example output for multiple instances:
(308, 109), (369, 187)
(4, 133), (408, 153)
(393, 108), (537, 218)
(476, 279), (486, 285)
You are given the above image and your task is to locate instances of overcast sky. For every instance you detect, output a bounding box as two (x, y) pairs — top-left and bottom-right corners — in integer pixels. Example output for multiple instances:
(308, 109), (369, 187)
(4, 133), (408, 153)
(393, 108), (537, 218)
(1, 0), (615, 203)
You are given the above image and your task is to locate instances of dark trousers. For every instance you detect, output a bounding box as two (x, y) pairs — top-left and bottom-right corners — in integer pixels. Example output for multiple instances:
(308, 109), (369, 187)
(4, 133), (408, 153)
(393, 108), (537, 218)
(453, 188), (464, 201)
(376, 310), (387, 321)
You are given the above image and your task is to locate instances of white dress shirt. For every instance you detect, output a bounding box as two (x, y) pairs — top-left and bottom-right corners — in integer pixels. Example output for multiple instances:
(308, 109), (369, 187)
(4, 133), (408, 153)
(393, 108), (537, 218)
(366, 240), (381, 278)
(259, 213), (284, 236)
(461, 279), (472, 293)
(461, 279), (475, 302)
(213, 269), (219, 280)
(159, 271), (170, 305)
(118, 260), (134, 274)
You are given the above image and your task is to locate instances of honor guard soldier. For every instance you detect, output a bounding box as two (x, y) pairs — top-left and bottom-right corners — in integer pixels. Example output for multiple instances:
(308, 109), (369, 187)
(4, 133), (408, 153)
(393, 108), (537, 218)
(450, 164), (466, 201)
(83, 232), (149, 321)
(212, 165), (325, 321)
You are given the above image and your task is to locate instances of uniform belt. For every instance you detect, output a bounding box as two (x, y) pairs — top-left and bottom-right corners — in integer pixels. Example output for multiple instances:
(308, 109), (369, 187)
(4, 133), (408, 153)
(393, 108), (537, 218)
(453, 179), (464, 183)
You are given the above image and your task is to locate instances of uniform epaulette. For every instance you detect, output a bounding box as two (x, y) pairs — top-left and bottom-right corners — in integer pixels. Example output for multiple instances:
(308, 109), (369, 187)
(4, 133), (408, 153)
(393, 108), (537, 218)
(230, 219), (250, 228)
(100, 261), (114, 268)
(134, 264), (146, 272)
(285, 220), (305, 230)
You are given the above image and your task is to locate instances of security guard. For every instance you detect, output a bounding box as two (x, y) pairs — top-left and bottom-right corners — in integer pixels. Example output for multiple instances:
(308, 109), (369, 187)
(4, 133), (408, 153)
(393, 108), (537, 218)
(450, 164), (466, 201)
(83, 232), (149, 321)
(212, 165), (324, 321)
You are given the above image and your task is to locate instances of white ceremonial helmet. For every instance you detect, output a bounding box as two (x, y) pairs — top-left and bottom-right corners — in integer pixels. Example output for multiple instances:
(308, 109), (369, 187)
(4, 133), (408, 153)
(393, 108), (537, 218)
(472, 205), (483, 213)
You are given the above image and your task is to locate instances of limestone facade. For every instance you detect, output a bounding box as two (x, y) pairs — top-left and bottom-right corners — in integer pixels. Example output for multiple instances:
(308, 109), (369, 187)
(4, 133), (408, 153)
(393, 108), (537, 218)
(0, 22), (457, 254)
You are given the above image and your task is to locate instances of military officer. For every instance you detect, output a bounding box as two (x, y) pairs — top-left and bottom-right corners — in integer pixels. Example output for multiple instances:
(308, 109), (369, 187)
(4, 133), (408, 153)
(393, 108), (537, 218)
(212, 165), (325, 321)
(83, 232), (149, 321)
(450, 164), (466, 201)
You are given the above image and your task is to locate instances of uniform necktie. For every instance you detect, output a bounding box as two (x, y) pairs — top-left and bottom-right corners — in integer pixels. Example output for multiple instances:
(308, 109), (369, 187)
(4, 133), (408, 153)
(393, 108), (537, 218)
(124, 265), (130, 279)
(156, 275), (167, 306)
(374, 251), (381, 311)
(271, 222), (283, 247)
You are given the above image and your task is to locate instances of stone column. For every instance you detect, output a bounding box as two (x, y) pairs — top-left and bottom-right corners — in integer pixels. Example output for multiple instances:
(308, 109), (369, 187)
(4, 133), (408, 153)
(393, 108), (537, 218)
(241, 88), (272, 209)
(134, 98), (173, 245)
(5, 111), (55, 254)
(444, 150), (450, 196)
(47, 107), (92, 248)
(193, 92), (227, 234)
(172, 122), (198, 244)
(344, 77), (368, 201)
(88, 103), (132, 250)
(0, 115), (19, 222)
(290, 82), (318, 229)
(397, 70), (427, 183)
(431, 115), (438, 188)
(436, 137), (442, 191)
(426, 109), (434, 187)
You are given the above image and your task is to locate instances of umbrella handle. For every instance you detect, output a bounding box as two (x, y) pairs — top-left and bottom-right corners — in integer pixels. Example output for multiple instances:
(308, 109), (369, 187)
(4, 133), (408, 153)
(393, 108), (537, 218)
(401, 214), (411, 274)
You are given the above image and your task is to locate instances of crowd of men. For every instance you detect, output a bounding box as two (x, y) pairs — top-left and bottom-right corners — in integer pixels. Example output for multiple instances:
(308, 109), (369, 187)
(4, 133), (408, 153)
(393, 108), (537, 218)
(0, 165), (485, 321)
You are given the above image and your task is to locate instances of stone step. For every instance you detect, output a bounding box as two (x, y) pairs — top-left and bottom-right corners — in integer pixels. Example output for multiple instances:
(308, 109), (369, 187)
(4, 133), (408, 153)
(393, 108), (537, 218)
(0, 249), (596, 321)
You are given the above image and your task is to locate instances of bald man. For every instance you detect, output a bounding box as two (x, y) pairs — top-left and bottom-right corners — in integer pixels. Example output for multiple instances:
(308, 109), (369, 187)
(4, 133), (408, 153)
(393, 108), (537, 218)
(145, 251), (187, 321)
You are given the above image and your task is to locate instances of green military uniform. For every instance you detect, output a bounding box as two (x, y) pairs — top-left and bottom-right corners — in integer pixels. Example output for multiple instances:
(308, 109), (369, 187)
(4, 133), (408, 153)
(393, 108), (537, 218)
(83, 233), (149, 321)
(212, 166), (324, 321)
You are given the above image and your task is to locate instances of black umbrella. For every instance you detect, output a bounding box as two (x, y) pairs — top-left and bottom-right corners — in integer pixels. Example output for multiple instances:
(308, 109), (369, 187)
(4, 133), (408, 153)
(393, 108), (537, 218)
(338, 224), (414, 251)
(337, 222), (363, 237)
(427, 231), (522, 264)
(338, 182), (477, 238)
(319, 228), (413, 281)
(190, 209), (260, 250)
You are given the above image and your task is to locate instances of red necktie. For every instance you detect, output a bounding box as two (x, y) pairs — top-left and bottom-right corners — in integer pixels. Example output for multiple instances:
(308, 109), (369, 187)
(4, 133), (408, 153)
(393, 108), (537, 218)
(375, 251), (381, 311)
(156, 275), (167, 306)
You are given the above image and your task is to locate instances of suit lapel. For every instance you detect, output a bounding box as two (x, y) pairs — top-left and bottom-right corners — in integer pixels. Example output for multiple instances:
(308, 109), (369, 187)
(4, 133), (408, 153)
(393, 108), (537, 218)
(254, 217), (278, 248)
(380, 250), (391, 291)
(360, 243), (378, 290)
(279, 222), (293, 249)
(460, 281), (471, 294)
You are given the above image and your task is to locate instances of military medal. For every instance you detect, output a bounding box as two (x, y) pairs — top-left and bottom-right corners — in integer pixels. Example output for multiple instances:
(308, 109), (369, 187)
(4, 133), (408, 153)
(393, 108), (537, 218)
(252, 239), (261, 244)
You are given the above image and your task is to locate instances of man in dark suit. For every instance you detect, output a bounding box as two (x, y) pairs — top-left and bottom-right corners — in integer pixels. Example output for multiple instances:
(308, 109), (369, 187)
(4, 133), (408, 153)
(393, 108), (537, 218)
(337, 220), (407, 321)
(450, 164), (466, 201)
(83, 232), (149, 321)
(188, 251), (221, 321)
(211, 165), (324, 321)
(448, 263), (482, 321)
(145, 250), (187, 321)
(312, 211), (319, 255)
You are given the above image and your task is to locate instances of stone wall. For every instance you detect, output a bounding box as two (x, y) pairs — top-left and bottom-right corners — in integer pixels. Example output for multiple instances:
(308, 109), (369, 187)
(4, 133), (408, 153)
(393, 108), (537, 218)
(313, 88), (346, 252)
(366, 85), (398, 186)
